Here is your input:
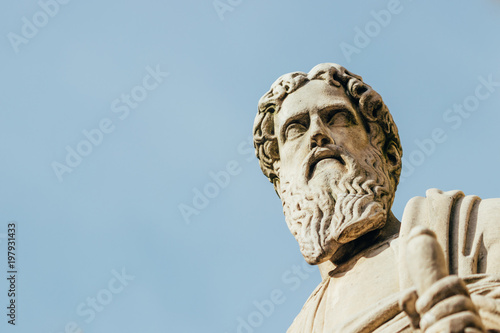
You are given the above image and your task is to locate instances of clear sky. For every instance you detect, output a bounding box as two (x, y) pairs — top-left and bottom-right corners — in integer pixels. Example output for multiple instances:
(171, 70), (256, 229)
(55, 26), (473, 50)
(1, 0), (500, 332)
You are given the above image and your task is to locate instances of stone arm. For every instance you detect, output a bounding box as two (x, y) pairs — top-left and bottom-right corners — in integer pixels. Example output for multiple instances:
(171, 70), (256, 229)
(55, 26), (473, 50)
(400, 227), (500, 332)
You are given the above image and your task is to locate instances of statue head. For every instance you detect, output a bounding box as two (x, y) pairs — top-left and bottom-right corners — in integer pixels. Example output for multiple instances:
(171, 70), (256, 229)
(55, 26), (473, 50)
(253, 63), (403, 265)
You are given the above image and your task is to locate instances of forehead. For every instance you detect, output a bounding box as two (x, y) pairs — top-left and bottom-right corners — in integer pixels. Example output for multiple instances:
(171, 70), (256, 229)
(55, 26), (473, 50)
(276, 80), (355, 124)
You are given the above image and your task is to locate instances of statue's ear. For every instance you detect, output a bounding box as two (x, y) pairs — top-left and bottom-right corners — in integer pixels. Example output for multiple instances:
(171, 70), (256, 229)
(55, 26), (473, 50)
(272, 177), (281, 198)
(271, 161), (281, 198)
(386, 141), (402, 174)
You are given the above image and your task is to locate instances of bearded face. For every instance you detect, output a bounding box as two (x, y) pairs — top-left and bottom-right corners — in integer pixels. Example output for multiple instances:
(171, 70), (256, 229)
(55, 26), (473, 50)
(274, 81), (394, 265)
(279, 144), (392, 264)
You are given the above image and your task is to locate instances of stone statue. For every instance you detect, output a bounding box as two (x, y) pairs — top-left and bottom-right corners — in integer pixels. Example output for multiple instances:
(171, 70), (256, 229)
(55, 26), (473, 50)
(253, 63), (500, 332)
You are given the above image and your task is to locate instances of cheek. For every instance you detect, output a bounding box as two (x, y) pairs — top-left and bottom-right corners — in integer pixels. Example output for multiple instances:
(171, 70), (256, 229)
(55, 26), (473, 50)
(279, 139), (309, 169)
(334, 126), (370, 151)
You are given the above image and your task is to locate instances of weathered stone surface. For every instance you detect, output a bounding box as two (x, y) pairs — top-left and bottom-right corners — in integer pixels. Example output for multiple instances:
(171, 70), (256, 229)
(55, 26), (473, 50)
(253, 63), (500, 332)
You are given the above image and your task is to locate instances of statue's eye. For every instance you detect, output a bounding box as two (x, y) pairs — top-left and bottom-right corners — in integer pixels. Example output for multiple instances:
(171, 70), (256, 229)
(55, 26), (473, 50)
(326, 110), (356, 127)
(285, 122), (307, 140)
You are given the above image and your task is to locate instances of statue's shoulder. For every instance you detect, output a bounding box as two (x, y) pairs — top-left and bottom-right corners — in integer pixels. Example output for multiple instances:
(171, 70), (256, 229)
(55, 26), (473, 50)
(402, 188), (500, 275)
(402, 188), (466, 225)
(474, 197), (500, 275)
(477, 197), (500, 213)
(403, 187), (500, 228)
(477, 198), (500, 246)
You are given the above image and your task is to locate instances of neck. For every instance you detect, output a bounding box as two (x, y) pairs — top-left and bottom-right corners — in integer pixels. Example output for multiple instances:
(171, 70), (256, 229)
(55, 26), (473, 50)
(318, 210), (401, 280)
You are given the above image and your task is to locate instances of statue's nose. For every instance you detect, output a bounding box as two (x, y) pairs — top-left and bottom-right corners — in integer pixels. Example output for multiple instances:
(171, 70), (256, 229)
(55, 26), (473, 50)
(309, 122), (333, 148)
(310, 133), (331, 149)
(308, 114), (334, 149)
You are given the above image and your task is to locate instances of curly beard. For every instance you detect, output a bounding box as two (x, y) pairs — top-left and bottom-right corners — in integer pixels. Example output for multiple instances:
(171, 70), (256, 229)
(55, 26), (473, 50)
(279, 146), (393, 265)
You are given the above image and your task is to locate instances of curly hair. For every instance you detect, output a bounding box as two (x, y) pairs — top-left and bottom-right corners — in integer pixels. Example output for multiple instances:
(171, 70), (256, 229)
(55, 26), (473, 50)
(253, 63), (402, 189)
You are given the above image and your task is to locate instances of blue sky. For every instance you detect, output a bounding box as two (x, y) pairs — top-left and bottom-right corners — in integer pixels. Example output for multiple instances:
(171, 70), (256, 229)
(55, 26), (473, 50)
(1, 0), (500, 332)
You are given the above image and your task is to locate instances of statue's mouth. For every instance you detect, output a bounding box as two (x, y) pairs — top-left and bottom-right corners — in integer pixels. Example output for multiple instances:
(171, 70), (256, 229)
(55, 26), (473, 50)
(304, 147), (346, 181)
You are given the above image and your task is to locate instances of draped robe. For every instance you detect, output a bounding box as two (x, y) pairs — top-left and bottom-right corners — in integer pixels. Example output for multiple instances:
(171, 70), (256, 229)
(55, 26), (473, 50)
(287, 189), (500, 332)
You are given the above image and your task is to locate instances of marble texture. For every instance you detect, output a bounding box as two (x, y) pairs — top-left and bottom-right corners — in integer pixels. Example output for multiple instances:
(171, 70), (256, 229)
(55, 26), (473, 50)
(253, 63), (500, 332)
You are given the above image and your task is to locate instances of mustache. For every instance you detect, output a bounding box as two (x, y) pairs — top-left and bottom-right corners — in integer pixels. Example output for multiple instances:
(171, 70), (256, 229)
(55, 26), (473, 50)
(301, 146), (350, 182)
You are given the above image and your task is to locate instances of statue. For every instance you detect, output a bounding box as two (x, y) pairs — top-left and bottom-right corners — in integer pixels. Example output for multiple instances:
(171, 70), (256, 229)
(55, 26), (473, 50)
(253, 63), (500, 332)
